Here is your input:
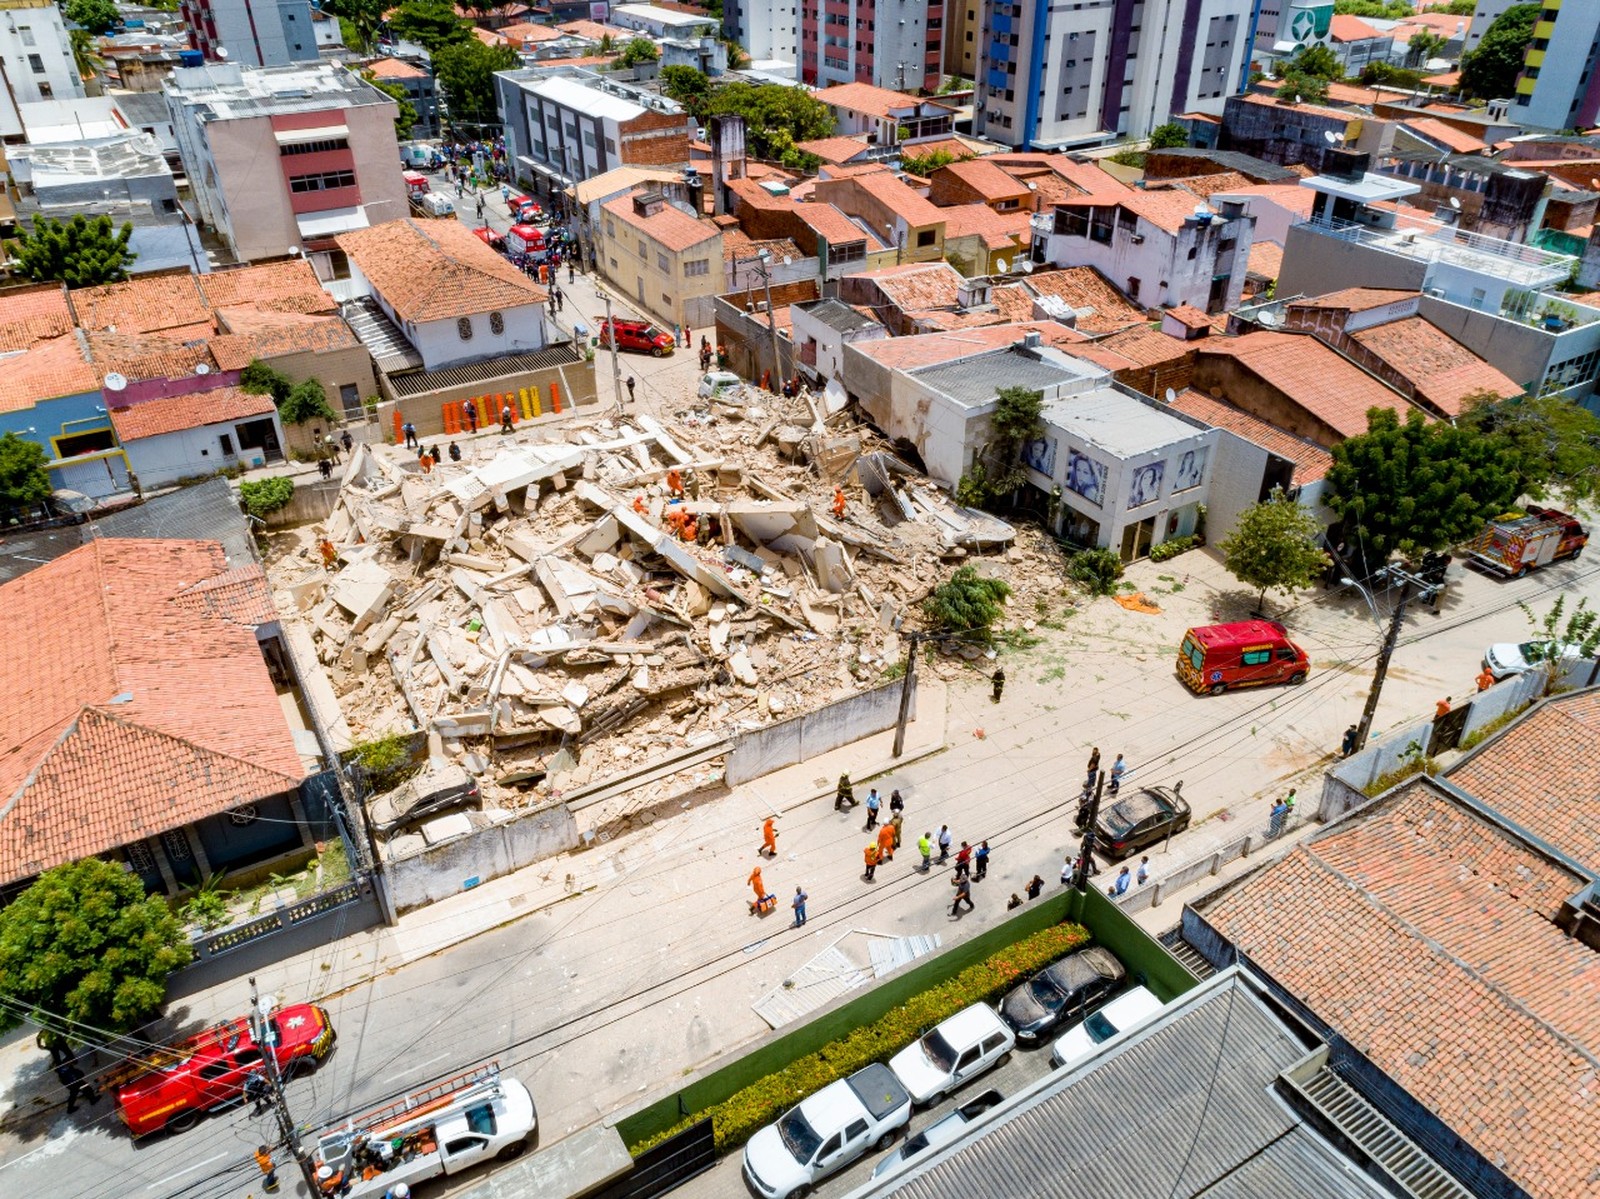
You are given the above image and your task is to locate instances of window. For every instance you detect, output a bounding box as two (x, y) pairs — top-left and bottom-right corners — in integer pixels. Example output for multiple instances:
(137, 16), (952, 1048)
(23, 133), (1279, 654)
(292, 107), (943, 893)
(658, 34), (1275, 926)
(639, 239), (649, 257)
(489, 311), (505, 335)
(1241, 649), (1271, 667)
(219, 433), (234, 456)
(1127, 276), (1140, 298)
(27, 53), (44, 74)
(657, 251), (670, 271)
(458, 317), (473, 341)
(289, 170), (356, 192)
(916, 229), (936, 247)
(37, 80), (50, 97)
(280, 137), (349, 156)
(17, 25), (33, 45)
(684, 259), (709, 276)
(1187, 246), (1198, 259)
(465, 1104), (498, 1136)
(605, 218), (614, 237)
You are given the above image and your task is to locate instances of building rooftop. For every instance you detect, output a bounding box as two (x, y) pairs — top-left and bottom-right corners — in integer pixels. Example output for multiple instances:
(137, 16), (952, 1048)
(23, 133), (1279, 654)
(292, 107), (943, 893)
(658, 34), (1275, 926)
(0, 540), (303, 886)
(1348, 315), (1521, 415)
(1289, 286), (1420, 312)
(498, 20), (563, 43)
(1092, 324), (1192, 368)
(1195, 773), (1600, 1199)
(1055, 189), (1222, 235)
(109, 384), (276, 442)
(338, 217), (548, 323)
(0, 334), (99, 413)
(794, 297), (880, 334)
(1196, 331), (1415, 437)
(15, 134), (170, 189)
(794, 202), (888, 249)
(1299, 216), (1574, 291)
(852, 320), (1089, 371)
(1400, 117), (1486, 155)
(912, 344), (1103, 410)
(612, 2), (718, 29)
(365, 57), (429, 80)
(1144, 148), (1301, 184)
(1022, 267), (1146, 335)
(854, 260), (966, 314)
(1328, 13), (1384, 41)
(939, 204), (1031, 250)
(0, 285), (73, 353)
(936, 157), (1029, 202)
(835, 169), (948, 228)
(210, 309), (361, 368)
(812, 82), (945, 120)
(165, 60), (396, 118)
(793, 135), (873, 165)
(602, 192), (720, 254)
(573, 165), (681, 205)
(71, 271), (210, 336)
(1169, 388), (1333, 481)
(1247, 241), (1283, 280)
(1045, 384), (1203, 457)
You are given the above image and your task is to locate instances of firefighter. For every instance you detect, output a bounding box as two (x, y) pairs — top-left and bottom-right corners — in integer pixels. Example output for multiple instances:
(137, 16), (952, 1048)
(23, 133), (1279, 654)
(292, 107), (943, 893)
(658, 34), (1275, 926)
(254, 1145), (279, 1193)
(832, 487), (847, 519)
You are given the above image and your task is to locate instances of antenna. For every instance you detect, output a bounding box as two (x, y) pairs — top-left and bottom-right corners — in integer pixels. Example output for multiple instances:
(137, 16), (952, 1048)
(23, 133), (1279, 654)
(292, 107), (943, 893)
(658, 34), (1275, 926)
(1323, 129), (1345, 144)
(1017, 260), (1033, 274)
(1258, 310), (1282, 328)
(103, 371), (127, 392)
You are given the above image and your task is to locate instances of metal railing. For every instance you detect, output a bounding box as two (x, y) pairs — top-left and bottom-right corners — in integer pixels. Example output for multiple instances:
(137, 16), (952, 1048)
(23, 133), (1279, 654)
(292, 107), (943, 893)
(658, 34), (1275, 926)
(193, 880), (366, 960)
(1299, 215), (1573, 287)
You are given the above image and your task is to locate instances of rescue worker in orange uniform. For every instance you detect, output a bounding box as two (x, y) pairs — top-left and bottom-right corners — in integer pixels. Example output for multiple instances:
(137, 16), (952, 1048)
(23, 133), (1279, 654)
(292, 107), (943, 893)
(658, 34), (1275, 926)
(876, 821), (896, 864)
(832, 487), (847, 519)
(666, 468), (684, 498)
(318, 539), (338, 569)
(863, 841), (880, 881)
(748, 865), (766, 904)
(759, 817), (778, 858)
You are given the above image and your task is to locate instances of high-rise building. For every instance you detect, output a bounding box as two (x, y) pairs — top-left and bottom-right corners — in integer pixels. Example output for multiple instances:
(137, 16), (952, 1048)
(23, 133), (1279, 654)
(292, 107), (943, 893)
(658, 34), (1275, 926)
(1509, 2), (1600, 131)
(179, 0), (321, 67)
(0, 0), (87, 141)
(974, 0), (1253, 149)
(723, 0), (800, 70)
(799, 0), (943, 91)
(944, 0), (980, 80)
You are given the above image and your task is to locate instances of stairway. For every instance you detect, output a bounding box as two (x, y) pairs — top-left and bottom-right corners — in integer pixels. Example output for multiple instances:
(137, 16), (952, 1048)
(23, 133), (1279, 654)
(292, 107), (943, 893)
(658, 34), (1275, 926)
(1157, 927), (1217, 979)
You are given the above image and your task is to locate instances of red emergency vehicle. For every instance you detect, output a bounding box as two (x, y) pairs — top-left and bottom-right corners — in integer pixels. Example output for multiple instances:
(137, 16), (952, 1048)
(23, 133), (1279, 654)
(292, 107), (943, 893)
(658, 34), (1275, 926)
(471, 226), (505, 252)
(1177, 620), (1309, 695)
(504, 192), (542, 223)
(403, 171), (430, 200)
(113, 1002), (336, 1137)
(1463, 507), (1587, 578)
(506, 224), (545, 257)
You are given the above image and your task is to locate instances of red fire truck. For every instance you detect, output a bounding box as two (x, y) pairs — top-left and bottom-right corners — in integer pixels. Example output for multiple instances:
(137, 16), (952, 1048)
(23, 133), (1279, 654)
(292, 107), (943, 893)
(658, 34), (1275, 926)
(1463, 507), (1587, 578)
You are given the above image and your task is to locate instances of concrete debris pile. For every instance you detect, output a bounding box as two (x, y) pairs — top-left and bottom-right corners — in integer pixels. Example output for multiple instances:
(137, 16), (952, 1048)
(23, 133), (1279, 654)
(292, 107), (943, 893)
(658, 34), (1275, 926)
(272, 407), (1016, 806)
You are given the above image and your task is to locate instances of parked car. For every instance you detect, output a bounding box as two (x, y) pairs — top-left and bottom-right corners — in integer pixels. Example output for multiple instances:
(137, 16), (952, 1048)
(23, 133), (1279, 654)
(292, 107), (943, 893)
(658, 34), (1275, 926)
(367, 761), (480, 837)
(888, 1004), (1014, 1106)
(697, 370), (742, 397)
(1483, 639), (1585, 680)
(997, 947), (1125, 1044)
(742, 1063), (911, 1199)
(870, 1089), (1003, 1180)
(1050, 987), (1164, 1070)
(598, 317), (675, 356)
(1095, 786), (1190, 859)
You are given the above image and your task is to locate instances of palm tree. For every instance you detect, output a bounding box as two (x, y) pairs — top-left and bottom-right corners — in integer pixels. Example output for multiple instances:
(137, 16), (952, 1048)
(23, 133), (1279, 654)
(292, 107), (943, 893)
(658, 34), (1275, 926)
(69, 27), (103, 87)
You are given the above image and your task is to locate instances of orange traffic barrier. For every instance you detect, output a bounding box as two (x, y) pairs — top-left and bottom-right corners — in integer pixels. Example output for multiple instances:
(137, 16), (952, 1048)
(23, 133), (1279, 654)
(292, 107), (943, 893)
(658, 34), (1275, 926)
(442, 403), (459, 434)
(392, 409), (403, 443)
(529, 386), (541, 417)
(550, 382), (562, 414)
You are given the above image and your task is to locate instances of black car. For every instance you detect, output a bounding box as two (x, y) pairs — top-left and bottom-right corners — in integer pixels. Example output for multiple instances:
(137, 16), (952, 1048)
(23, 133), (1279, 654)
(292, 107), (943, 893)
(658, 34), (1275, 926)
(997, 947), (1125, 1044)
(1096, 786), (1190, 859)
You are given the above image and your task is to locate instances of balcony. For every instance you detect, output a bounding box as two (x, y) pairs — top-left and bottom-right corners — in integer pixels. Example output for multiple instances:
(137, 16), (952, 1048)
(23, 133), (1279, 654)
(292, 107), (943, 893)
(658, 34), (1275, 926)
(1299, 216), (1574, 291)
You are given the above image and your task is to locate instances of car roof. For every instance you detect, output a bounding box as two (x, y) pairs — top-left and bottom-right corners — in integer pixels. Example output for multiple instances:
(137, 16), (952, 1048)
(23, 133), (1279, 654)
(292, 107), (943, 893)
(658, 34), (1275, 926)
(1105, 788), (1172, 822)
(1043, 946), (1125, 990)
(934, 1003), (1006, 1046)
(1186, 620), (1290, 648)
(1101, 986), (1163, 1025)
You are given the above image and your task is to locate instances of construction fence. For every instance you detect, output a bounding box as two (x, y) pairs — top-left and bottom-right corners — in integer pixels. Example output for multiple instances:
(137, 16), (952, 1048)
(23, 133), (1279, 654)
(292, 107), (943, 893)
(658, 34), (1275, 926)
(725, 678), (913, 785)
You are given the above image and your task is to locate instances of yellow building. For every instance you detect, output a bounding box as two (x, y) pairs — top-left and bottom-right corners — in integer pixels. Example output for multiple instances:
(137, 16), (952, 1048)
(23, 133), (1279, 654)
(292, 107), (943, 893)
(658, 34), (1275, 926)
(599, 189), (724, 330)
(944, 0), (979, 80)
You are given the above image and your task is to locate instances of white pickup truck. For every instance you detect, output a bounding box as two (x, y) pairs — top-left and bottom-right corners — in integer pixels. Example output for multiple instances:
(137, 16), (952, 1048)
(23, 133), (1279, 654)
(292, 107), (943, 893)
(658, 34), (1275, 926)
(743, 1063), (912, 1199)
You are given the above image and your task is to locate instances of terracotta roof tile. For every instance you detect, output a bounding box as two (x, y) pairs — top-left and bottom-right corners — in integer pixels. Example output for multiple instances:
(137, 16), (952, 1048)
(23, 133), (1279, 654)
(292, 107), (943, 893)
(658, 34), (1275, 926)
(365, 56), (427, 79)
(109, 384), (277, 441)
(812, 82), (946, 121)
(210, 310), (361, 369)
(0, 285), (72, 352)
(1290, 287), (1420, 312)
(793, 203), (887, 249)
(338, 217), (547, 322)
(499, 20), (561, 41)
(1165, 304), (1213, 331)
(1328, 13), (1383, 41)
(602, 192), (721, 254)
(852, 320), (1087, 370)
(1023, 266), (1146, 335)
(1197, 331), (1416, 437)
(0, 540), (302, 884)
(939, 204), (1031, 249)
(986, 153), (1125, 197)
(85, 330), (219, 385)
(989, 283), (1035, 324)
(1247, 241), (1283, 280)
(1349, 316), (1521, 414)
(1093, 324), (1190, 367)
(793, 135), (873, 165)
(830, 170), (947, 227)
(471, 25), (509, 45)
(198, 260), (336, 316)
(1403, 117), (1486, 155)
(856, 261), (964, 313)
(1169, 387), (1332, 481)
(556, 18), (627, 38)
(71, 272), (208, 336)
(0, 334), (99, 413)
(1200, 779), (1600, 1199)
(937, 157), (1029, 201)
(1149, 170), (1256, 200)
(815, 161), (893, 181)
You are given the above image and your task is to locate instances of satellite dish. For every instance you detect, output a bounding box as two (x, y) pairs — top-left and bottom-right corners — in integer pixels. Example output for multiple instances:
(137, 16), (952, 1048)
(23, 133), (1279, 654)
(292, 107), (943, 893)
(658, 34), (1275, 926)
(216, 46), (229, 60)
(1449, 196), (1461, 209)
(1323, 129), (1345, 144)
(1017, 260), (1034, 274)
(195, 363), (211, 375)
(994, 258), (1008, 273)
(1164, 387), (1177, 404)
(1295, 94), (1303, 105)
(104, 371), (127, 392)
(1258, 310), (1282, 328)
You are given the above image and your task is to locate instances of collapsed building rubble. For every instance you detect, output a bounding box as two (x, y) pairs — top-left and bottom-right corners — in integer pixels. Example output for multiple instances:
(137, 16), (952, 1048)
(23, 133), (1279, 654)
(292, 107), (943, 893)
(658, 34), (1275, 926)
(267, 389), (1032, 835)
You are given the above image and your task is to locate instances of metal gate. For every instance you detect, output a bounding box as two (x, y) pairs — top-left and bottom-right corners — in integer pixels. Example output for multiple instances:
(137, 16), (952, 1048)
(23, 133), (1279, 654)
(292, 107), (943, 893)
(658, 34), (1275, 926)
(1428, 704), (1472, 756)
(593, 1121), (717, 1199)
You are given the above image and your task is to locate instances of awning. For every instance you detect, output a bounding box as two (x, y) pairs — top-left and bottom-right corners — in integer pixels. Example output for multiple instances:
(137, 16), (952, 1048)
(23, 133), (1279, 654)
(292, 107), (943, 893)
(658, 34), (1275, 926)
(296, 206), (370, 239)
(274, 124), (348, 145)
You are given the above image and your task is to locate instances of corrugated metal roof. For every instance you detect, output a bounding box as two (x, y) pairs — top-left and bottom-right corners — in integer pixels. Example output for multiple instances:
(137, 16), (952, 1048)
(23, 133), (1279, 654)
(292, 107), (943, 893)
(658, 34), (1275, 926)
(386, 342), (588, 397)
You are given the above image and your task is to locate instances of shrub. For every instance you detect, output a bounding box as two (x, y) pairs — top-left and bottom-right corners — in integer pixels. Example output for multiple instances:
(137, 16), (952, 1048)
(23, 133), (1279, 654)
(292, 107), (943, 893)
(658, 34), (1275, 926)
(180, 890), (230, 933)
(347, 732), (420, 794)
(239, 476), (294, 518)
(1068, 547), (1123, 595)
(628, 920), (1091, 1155)
(1149, 535), (1197, 562)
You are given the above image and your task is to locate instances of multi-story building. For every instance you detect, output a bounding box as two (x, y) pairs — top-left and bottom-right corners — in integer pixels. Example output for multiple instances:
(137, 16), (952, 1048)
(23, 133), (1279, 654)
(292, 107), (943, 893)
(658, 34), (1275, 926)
(598, 188), (722, 329)
(799, 0), (942, 92)
(0, 0), (86, 142)
(165, 61), (407, 269)
(724, 0), (799, 70)
(974, 0), (1254, 149)
(178, 0), (321, 67)
(1464, 0), (1518, 52)
(367, 57), (440, 138)
(496, 68), (693, 197)
(943, 0), (979, 80)
(1509, 2), (1600, 132)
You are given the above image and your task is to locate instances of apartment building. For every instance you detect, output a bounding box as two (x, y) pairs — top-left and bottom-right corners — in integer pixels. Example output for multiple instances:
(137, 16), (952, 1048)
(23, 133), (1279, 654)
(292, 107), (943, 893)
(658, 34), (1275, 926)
(1509, 2), (1600, 132)
(724, 0), (799, 70)
(799, 0), (942, 92)
(165, 61), (407, 267)
(598, 189), (722, 328)
(179, 0), (321, 67)
(974, 0), (1254, 149)
(0, 0), (86, 142)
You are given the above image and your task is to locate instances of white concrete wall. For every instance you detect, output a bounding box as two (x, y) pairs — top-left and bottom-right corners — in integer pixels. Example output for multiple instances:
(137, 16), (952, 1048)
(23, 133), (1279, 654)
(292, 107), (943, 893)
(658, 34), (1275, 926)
(410, 302), (549, 371)
(125, 415), (285, 486)
(1043, 209), (1253, 311)
(0, 2), (86, 140)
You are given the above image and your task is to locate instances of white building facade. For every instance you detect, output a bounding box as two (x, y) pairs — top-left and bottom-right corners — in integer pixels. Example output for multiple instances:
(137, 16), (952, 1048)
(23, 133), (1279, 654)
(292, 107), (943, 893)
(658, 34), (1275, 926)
(0, 0), (86, 141)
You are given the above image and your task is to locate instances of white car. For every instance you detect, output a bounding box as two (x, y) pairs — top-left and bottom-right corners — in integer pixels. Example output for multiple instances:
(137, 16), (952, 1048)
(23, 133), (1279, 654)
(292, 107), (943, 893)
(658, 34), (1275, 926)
(1050, 986), (1164, 1069)
(742, 1063), (911, 1199)
(697, 370), (742, 398)
(1483, 639), (1584, 680)
(870, 1089), (1003, 1180)
(888, 1004), (1015, 1106)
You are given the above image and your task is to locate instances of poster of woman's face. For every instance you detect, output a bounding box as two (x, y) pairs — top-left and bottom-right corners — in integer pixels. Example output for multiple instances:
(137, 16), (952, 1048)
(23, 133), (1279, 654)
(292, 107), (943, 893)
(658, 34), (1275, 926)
(1022, 436), (1056, 477)
(1065, 450), (1107, 506)
(1173, 445), (1208, 492)
(1128, 460), (1165, 508)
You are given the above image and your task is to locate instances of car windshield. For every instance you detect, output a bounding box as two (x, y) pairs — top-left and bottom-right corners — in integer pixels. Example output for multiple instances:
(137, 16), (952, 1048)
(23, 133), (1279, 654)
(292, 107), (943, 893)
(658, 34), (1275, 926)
(642, 326), (664, 339)
(1083, 1011), (1119, 1044)
(777, 1108), (822, 1163)
(920, 1028), (958, 1072)
(1517, 640), (1556, 661)
(1028, 975), (1065, 1009)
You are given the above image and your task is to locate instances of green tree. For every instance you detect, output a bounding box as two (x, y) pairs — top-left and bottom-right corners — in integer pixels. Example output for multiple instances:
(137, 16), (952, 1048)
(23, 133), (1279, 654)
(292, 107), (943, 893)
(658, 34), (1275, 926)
(239, 359), (292, 405)
(721, 38), (749, 71)
(1327, 408), (1521, 560)
(1518, 596), (1600, 685)
(1405, 30), (1448, 68)
(660, 64), (710, 115)
(1067, 548), (1123, 596)
(385, 0), (471, 52)
(280, 379), (338, 427)
(1219, 489), (1329, 612)
(433, 39), (518, 127)
(900, 147), (968, 176)
(1459, 390), (1600, 506)
(1290, 42), (1343, 81)
(64, 0), (119, 33)
(7, 214), (135, 287)
(68, 26), (102, 78)
(1361, 61), (1424, 88)
(1460, 4), (1539, 99)
(1333, 0), (1414, 16)
(0, 432), (51, 519)
(366, 73), (420, 138)
(702, 82), (834, 167)
(239, 477), (295, 518)
(1441, 0), (1475, 13)
(320, 0), (389, 51)
(1148, 121), (1189, 149)
(617, 36), (660, 68)
(0, 859), (193, 1041)
(957, 386), (1045, 509)
(1276, 69), (1331, 103)
(923, 565), (1012, 645)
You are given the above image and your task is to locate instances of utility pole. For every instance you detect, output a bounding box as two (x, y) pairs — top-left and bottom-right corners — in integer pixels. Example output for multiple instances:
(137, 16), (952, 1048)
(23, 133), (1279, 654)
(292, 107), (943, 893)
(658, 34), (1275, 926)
(601, 293), (624, 408)
(249, 977), (316, 1194)
(892, 632), (920, 758)
(1071, 772), (1105, 892)
(734, 249), (783, 389)
(1351, 566), (1438, 754)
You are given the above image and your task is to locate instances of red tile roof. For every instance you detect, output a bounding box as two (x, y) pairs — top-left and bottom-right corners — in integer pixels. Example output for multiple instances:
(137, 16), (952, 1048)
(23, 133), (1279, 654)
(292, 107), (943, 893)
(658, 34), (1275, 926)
(1164, 304), (1213, 331)
(365, 56), (427, 79)
(1093, 324), (1191, 367)
(602, 191), (721, 254)
(937, 157), (1029, 202)
(557, 18), (627, 38)
(0, 334), (99, 413)
(71, 272), (209, 336)
(498, 20), (561, 41)
(338, 217), (547, 322)
(1403, 117), (1485, 155)
(793, 135), (873, 165)
(1169, 387), (1332, 481)
(1023, 267), (1146, 335)
(1199, 778), (1600, 1199)
(109, 384), (277, 441)
(1198, 331), (1417, 437)
(1349, 316), (1521, 415)
(939, 204), (1031, 249)
(813, 82), (945, 121)
(986, 153), (1125, 198)
(0, 540), (302, 885)
(210, 310), (362, 369)
(85, 330), (219, 385)
(794, 203), (887, 249)
(199, 260), (336, 316)
(858, 260), (966, 313)
(1290, 287), (1419, 312)
(1328, 13), (1383, 41)
(834, 170), (947, 227)
(0, 284), (72, 352)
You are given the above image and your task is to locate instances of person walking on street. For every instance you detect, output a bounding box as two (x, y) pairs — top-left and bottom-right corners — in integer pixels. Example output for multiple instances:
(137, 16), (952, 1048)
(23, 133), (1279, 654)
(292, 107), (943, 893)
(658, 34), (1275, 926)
(835, 773), (856, 810)
(476, 194), (485, 218)
(1107, 865), (1131, 897)
(255, 1145), (280, 1193)
(889, 810), (904, 851)
(1341, 723), (1359, 757)
(889, 789), (904, 816)
(759, 816), (778, 858)
(936, 824), (953, 864)
(864, 788), (881, 830)
(748, 865), (766, 907)
(1268, 798), (1289, 838)
(864, 842), (879, 881)
(1108, 753), (1127, 796)
(448, 442), (462, 462)
(1007, 893), (1024, 910)
(991, 667), (1004, 703)
(1283, 788), (1297, 814)
(918, 832), (932, 872)
(501, 403), (514, 433)
(1085, 747), (1101, 781)
(626, 375), (636, 403)
(950, 873), (974, 916)
(463, 398), (478, 433)
(954, 841), (972, 879)
(568, 263), (575, 284)
(876, 821), (896, 864)
(340, 429), (353, 453)
(1136, 856), (1150, 886)
(791, 885), (808, 928)
(318, 456), (333, 481)
(1477, 665), (1496, 692)
(974, 840), (990, 881)
(402, 420), (417, 449)
(56, 1062), (96, 1114)
(1025, 874), (1044, 900)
